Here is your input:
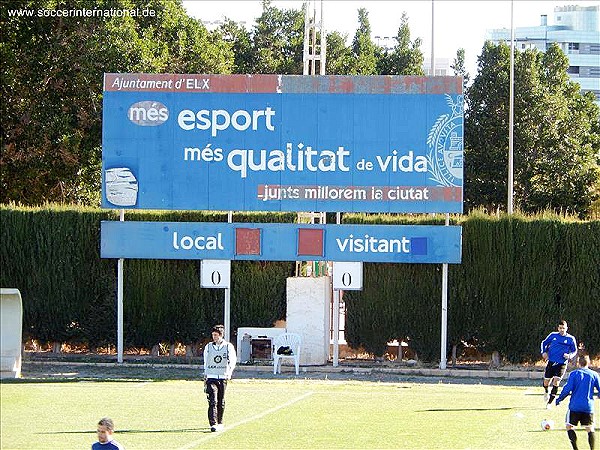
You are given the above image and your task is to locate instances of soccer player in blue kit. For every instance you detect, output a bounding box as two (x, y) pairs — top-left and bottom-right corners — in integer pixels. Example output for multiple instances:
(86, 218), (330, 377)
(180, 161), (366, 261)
(556, 354), (600, 450)
(540, 320), (577, 408)
(92, 417), (124, 450)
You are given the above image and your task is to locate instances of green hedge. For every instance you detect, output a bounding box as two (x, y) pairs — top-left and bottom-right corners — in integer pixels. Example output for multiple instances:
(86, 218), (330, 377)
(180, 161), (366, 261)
(0, 206), (294, 348)
(343, 212), (600, 361)
(0, 206), (116, 346)
(1, 206), (598, 361)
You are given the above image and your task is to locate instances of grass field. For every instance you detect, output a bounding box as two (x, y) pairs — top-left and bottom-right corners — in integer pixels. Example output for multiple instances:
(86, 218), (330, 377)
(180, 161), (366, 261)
(1, 376), (597, 449)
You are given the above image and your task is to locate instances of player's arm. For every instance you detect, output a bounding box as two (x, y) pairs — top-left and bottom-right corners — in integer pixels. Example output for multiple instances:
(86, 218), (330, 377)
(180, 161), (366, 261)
(226, 342), (237, 377)
(540, 334), (552, 358)
(555, 373), (574, 405)
(564, 337), (577, 360)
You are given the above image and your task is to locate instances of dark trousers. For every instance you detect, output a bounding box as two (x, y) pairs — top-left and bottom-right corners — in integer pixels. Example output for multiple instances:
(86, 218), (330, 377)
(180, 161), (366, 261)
(206, 378), (227, 426)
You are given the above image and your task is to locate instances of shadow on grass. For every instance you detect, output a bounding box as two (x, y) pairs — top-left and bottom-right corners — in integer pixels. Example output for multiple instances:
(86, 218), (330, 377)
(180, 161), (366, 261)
(37, 428), (212, 435)
(0, 378), (175, 384)
(527, 427), (600, 433)
(418, 406), (537, 412)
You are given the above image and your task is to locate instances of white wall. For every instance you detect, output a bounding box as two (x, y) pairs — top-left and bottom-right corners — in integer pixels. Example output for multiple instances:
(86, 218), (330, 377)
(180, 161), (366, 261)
(1, 288), (23, 378)
(286, 277), (331, 366)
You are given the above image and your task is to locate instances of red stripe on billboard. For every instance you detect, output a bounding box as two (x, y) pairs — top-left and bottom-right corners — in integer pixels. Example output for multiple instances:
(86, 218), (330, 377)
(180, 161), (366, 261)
(104, 73), (462, 95)
(103, 73), (280, 93)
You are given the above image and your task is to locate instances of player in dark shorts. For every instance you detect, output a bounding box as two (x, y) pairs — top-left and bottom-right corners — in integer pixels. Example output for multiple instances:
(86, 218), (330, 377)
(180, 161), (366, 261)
(556, 355), (600, 450)
(540, 320), (577, 408)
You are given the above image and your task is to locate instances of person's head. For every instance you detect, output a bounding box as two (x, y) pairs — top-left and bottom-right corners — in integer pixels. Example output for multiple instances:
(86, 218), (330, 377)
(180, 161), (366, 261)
(578, 354), (590, 368)
(211, 324), (225, 343)
(557, 320), (568, 335)
(96, 417), (115, 444)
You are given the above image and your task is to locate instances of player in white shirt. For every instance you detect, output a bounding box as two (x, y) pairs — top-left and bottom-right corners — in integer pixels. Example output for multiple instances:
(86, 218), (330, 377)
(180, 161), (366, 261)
(203, 324), (236, 432)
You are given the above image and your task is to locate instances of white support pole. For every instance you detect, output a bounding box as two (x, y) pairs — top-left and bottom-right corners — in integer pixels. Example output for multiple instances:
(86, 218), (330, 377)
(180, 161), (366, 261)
(224, 289), (231, 343)
(430, 0), (435, 76)
(430, 0), (448, 371)
(440, 213), (449, 370)
(440, 264), (448, 369)
(303, 1), (310, 75)
(310, 3), (316, 75)
(332, 290), (340, 367)
(508, 0), (515, 214)
(332, 211), (341, 367)
(117, 209), (124, 363)
(224, 211), (233, 342)
(320, 0), (326, 75)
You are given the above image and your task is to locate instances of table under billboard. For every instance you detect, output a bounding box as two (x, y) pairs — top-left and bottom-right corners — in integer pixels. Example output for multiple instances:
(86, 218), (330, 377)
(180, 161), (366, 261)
(102, 74), (463, 213)
(101, 222), (462, 264)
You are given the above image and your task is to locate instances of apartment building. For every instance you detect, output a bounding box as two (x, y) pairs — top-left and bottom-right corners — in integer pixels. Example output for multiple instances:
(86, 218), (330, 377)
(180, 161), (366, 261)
(487, 5), (600, 104)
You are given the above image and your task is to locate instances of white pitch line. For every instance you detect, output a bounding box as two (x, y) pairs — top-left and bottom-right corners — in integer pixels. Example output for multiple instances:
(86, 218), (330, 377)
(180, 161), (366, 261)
(178, 391), (314, 450)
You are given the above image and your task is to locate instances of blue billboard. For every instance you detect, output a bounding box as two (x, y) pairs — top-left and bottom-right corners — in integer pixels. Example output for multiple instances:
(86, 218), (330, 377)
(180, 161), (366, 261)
(102, 74), (463, 213)
(101, 221), (462, 264)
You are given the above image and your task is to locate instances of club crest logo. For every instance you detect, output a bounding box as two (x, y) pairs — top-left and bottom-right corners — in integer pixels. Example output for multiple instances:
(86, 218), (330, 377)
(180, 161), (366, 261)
(427, 95), (463, 187)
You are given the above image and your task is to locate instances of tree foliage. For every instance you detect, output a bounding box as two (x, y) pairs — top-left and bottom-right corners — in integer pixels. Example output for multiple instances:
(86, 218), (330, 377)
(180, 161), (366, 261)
(349, 8), (377, 75)
(465, 41), (600, 217)
(451, 48), (469, 91)
(377, 12), (424, 76)
(3, 2), (598, 219)
(0, 0), (233, 206)
(218, 18), (254, 74)
(249, 0), (304, 74)
(325, 30), (354, 75)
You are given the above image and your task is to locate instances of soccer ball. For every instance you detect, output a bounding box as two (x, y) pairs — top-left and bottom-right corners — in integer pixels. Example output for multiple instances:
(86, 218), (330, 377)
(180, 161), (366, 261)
(541, 419), (554, 431)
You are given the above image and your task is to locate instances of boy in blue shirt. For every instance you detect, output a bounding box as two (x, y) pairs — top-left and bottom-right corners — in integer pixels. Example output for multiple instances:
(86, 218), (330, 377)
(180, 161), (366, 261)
(556, 354), (600, 450)
(540, 320), (578, 408)
(92, 417), (124, 450)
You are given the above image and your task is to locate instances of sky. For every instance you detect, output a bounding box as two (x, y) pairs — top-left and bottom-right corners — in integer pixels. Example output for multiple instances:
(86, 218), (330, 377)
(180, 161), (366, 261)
(183, 0), (599, 76)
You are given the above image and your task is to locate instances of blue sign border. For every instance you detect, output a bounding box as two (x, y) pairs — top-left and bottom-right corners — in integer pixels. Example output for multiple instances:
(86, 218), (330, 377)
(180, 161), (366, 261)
(102, 74), (463, 213)
(101, 221), (462, 264)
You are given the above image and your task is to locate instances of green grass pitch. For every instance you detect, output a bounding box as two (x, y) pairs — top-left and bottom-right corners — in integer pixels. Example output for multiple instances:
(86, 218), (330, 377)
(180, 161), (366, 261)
(1, 377), (596, 449)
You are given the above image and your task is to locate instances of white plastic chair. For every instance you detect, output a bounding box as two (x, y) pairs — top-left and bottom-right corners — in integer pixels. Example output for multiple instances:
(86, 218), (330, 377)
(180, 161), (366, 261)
(272, 333), (302, 375)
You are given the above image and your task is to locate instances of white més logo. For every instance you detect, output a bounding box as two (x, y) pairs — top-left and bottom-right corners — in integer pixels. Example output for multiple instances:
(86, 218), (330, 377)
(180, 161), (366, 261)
(128, 101), (169, 126)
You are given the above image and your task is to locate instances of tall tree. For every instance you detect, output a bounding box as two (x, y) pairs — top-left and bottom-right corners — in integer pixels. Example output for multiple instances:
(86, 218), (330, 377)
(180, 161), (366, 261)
(451, 48), (470, 91)
(350, 8), (377, 75)
(218, 18), (254, 74)
(377, 12), (424, 76)
(0, 0), (233, 205)
(465, 41), (600, 216)
(325, 31), (354, 75)
(250, 0), (304, 74)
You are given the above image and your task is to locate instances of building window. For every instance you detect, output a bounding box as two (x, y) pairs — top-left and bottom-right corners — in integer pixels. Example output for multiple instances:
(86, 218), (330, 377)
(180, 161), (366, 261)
(568, 42), (580, 51)
(567, 66), (580, 74)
